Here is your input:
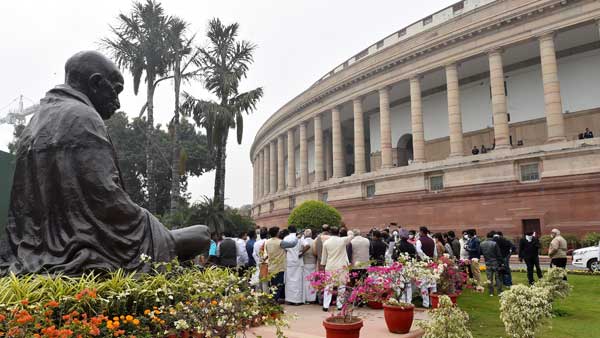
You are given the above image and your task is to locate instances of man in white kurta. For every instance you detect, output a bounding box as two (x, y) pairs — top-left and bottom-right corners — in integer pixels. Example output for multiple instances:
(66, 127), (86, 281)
(284, 225), (304, 305)
(300, 229), (317, 303)
(321, 226), (351, 311)
(251, 227), (269, 293)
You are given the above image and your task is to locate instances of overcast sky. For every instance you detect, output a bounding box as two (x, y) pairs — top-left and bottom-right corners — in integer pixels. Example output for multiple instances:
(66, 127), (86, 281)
(0, 0), (456, 207)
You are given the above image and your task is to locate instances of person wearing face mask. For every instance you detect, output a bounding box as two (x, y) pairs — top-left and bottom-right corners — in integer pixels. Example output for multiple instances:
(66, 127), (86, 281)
(386, 229), (400, 264)
(407, 230), (417, 246)
(519, 231), (543, 285)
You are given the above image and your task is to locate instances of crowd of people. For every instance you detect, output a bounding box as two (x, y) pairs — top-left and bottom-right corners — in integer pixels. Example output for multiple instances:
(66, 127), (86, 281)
(201, 224), (569, 310)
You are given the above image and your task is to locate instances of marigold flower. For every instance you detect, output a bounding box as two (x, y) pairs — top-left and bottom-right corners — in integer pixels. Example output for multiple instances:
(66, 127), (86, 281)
(132, 319), (140, 325)
(125, 315), (133, 322)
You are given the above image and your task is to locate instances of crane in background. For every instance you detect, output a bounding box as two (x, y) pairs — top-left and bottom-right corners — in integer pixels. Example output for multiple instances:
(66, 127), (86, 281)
(0, 95), (38, 126)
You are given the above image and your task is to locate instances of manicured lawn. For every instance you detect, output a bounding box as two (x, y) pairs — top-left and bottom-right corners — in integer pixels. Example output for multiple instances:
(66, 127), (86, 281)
(458, 272), (600, 338)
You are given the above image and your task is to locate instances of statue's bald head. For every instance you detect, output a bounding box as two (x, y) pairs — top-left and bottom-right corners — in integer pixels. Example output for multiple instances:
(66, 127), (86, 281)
(64, 51), (124, 120)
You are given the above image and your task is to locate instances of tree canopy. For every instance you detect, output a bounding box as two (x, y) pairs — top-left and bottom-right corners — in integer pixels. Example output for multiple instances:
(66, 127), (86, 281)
(105, 111), (214, 215)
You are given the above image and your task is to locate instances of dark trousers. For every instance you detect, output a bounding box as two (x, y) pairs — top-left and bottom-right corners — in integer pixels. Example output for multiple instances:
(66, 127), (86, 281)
(270, 271), (285, 302)
(524, 256), (543, 285)
(550, 257), (567, 268)
(502, 256), (513, 286)
(550, 257), (568, 280)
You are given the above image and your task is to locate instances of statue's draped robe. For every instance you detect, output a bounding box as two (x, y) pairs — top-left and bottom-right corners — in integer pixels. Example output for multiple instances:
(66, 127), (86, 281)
(3, 85), (176, 275)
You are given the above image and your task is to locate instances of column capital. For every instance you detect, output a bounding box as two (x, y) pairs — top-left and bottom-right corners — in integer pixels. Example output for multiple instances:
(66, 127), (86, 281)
(409, 75), (421, 84)
(445, 62), (458, 70)
(352, 96), (364, 104)
(487, 47), (504, 55)
(537, 31), (556, 41)
(378, 86), (391, 94)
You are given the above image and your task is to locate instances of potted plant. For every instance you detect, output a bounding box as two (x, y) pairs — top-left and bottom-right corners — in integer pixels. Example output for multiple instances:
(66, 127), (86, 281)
(307, 268), (363, 338)
(429, 256), (467, 308)
(349, 269), (391, 309)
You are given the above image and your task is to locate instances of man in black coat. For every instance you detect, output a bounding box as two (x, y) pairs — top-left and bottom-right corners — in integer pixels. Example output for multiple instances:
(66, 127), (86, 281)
(519, 232), (543, 285)
(369, 230), (387, 266)
(493, 231), (516, 286)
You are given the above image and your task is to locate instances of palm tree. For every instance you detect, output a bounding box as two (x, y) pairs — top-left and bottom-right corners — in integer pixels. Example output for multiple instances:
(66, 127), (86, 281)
(183, 18), (263, 212)
(194, 196), (225, 235)
(165, 18), (200, 214)
(103, 0), (173, 213)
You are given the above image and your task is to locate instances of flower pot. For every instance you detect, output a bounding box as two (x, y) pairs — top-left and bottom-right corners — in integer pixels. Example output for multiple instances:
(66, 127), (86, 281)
(430, 293), (458, 308)
(367, 301), (383, 309)
(383, 303), (414, 334)
(322, 316), (363, 338)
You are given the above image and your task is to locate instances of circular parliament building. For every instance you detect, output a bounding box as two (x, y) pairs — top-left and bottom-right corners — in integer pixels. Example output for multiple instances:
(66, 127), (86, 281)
(250, 0), (600, 237)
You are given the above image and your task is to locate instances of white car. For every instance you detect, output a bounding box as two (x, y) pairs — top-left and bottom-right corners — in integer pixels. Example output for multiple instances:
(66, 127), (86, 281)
(572, 244), (600, 271)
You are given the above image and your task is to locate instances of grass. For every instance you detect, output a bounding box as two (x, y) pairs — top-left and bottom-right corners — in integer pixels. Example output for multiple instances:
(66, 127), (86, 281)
(458, 272), (600, 338)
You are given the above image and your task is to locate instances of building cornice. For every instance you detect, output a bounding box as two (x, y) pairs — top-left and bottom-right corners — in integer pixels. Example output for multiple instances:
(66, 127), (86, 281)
(251, 0), (589, 159)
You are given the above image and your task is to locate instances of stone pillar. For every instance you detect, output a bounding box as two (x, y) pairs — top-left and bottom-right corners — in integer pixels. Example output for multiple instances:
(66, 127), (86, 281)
(263, 147), (269, 195)
(446, 64), (464, 157)
(379, 87), (393, 168)
(353, 97), (366, 174)
(287, 129), (296, 189)
(277, 135), (285, 192)
(299, 122), (309, 185)
(269, 141), (276, 194)
(332, 107), (345, 177)
(488, 50), (510, 149)
(258, 152), (263, 197)
(325, 132), (333, 179)
(410, 77), (425, 163)
(253, 158), (257, 201)
(539, 33), (566, 142)
(314, 114), (324, 182)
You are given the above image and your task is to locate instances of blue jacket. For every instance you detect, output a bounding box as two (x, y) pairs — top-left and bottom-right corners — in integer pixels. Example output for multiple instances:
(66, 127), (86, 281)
(466, 237), (481, 260)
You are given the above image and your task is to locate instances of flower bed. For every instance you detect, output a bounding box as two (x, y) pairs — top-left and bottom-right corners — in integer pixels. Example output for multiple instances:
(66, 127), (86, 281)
(0, 262), (286, 337)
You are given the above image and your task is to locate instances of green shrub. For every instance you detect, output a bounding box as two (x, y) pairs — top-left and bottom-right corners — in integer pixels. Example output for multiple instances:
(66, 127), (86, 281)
(287, 200), (341, 230)
(499, 285), (552, 338)
(419, 295), (473, 338)
(540, 235), (552, 253)
(562, 234), (581, 250)
(582, 232), (600, 247)
(534, 267), (572, 302)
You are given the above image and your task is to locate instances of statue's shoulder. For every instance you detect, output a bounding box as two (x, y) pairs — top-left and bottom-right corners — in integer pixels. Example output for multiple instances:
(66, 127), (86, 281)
(32, 88), (108, 147)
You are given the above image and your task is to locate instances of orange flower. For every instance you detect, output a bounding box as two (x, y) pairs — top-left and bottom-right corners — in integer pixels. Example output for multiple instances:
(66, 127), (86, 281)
(143, 309), (151, 316)
(20, 299), (29, 306)
(132, 319), (140, 326)
(211, 300), (218, 306)
(45, 300), (59, 308)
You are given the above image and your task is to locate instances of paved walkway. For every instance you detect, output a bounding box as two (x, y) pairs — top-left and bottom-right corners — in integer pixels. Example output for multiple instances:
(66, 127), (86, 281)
(248, 304), (428, 338)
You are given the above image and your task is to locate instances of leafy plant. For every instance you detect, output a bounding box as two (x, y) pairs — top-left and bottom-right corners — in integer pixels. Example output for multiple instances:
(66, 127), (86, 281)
(534, 267), (572, 302)
(0, 261), (287, 337)
(582, 232), (600, 247)
(287, 200), (342, 230)
(418, 295), (473, 338)
(499, 285), (552, 338)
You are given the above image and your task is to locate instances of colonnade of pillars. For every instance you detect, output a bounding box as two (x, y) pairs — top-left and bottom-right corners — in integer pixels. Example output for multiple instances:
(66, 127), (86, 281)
(253, 33), (567, 201)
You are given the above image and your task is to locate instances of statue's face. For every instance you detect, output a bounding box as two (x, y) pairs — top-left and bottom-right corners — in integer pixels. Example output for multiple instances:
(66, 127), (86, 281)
(89, 72), (124, 120)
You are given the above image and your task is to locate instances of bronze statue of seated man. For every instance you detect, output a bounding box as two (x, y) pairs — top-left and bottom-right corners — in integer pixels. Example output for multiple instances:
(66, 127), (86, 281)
(2, 51), (209, 275)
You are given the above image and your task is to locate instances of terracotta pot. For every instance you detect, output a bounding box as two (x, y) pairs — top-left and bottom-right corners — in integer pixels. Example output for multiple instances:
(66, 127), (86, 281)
(322, 316), (363, 338)
(367, 301), (383, 309)
(383, 303), (414, 334)
(430, 293), (458, 308)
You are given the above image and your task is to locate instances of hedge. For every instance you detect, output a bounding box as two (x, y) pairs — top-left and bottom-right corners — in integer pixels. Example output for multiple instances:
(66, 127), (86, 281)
(287, 200), (341, 230)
